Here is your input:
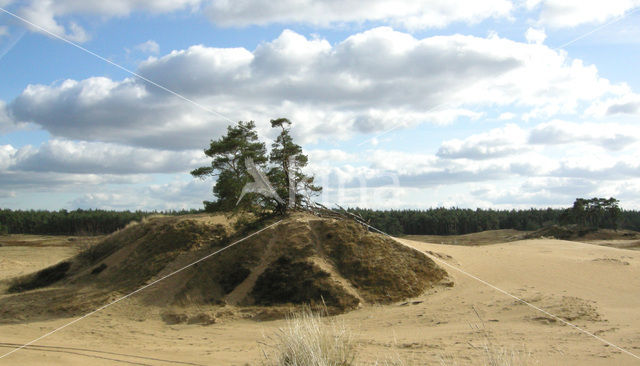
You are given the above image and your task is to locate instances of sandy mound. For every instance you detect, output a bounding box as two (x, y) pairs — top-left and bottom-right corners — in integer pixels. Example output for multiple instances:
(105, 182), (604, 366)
(0, 213), (447, 322)
(526, 225), (640, 241)
(516, 295), (603, 324)
(405, 229), (526, 246)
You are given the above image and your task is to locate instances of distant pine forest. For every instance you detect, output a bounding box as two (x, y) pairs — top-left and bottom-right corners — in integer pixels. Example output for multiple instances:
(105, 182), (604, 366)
(0, 209), (201, 236)
(349, 207), (640, 236)
(1, 198), (639, 236)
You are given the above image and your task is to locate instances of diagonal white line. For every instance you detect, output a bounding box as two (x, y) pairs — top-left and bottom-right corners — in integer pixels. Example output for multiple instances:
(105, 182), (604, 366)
(350, 216), (640, 361)
(0, 6), (235, 125)
(0, 27), (26, 62)
(356, 124), (401, 147)
(554, 7), (640, 50)
(0, 219), (283, 360)
(429, 255), (640, 361)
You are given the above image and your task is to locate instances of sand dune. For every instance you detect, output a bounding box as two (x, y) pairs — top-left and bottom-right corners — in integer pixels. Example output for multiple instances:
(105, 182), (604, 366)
(1, 232), (639, 365)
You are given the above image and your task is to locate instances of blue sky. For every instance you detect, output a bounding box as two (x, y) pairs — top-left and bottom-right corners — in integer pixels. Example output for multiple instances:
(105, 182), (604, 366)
(1, 0), (640, 211)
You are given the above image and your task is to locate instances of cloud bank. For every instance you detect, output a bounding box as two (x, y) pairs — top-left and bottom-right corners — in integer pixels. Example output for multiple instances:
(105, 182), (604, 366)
(5, 28), (635, 150)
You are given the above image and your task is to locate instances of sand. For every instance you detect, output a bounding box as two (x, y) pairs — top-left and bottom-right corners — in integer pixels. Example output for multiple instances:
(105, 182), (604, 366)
(1, 233), (639, 365)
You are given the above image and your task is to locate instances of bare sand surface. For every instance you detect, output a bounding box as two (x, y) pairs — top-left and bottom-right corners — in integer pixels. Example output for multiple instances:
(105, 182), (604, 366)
(0, 246), (81, 281)
(1, 236), (639, 365)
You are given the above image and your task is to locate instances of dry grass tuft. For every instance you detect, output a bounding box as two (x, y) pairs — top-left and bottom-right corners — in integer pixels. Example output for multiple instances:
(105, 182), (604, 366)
(261, 307), (355, 366)
(262, 306), (535, 366)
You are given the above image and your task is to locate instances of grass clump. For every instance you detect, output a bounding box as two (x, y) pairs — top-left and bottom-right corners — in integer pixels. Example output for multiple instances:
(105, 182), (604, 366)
(262, 306), (534, 366)
(261, 307), (355, 366)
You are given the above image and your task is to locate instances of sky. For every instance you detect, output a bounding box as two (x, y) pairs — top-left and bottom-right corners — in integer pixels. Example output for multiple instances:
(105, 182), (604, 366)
(0, 0), (639, 211)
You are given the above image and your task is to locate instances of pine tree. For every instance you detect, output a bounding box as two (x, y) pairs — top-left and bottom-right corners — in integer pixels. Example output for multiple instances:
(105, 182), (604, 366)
(268, 118), (321, 213)
(191, 121), (268, 212)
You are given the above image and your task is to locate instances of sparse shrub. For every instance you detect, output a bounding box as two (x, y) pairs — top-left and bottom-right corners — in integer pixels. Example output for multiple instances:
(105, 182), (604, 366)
(261, 307), (355, 366)
(233, 213), (274, 236)
(160, 311), (188, 325)
(251, 255), (359, 310)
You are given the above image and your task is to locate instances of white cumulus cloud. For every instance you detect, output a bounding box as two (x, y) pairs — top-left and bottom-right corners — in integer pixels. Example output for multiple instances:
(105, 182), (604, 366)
(437, 124), (529, 160)
(5, 28), (634, 149)
(529, 120), (640, 150)
(134, 40), (159, 54)
(531, 0), (640, 28)
(1, 140), (208, 174)
(205, 0), (513, 29)
(6, 0), (516, 42)
(12, 0), (201, 42)
(525, 27), (546, 44)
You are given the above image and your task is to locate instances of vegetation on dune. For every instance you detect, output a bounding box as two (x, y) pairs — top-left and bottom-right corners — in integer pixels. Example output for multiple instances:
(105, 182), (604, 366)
(7, 261), (72, 293)
(190, 120), (269, 213)
(251, 255), (360, 310)
(314, 219), (446, 303)
(2, 213), (446, 319)
(78, 218), (230, 293)
(191, 118), (320, 215)
(267, 118), (322, 214)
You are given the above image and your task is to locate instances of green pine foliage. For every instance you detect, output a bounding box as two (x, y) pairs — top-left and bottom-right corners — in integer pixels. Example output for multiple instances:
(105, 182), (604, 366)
(562, 197), (621, 229)
(191, 120), (269, 212)
(193, 118), (321, 214)
(268, 118), (321, 213)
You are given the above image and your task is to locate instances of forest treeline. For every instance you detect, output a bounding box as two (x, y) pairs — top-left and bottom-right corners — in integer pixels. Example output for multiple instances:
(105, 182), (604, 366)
(349, 198), (640, 236)
(0, 209), (201, 235)
(1, 199), (639, 236)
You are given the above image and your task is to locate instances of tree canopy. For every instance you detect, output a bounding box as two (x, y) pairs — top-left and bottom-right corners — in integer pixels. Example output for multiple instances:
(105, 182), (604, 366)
(192, 119), (321, 214)
(191, 121), (268, 212)
(561, 197), (621, 229)
(267, 118), (322, 213)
